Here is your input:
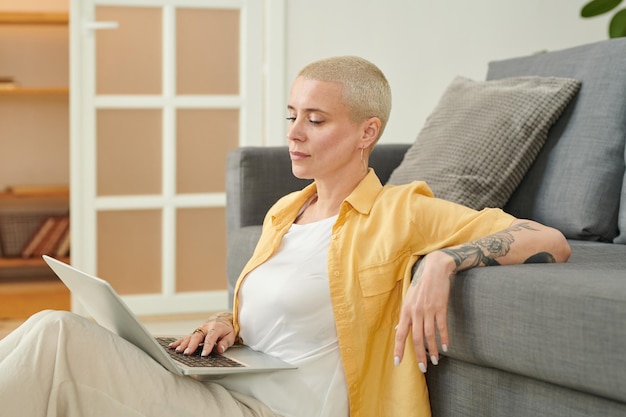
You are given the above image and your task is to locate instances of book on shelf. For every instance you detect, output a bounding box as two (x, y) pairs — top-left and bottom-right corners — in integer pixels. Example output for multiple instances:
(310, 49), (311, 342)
(21, 215), (70, 259)
(55, 227), (70, 258)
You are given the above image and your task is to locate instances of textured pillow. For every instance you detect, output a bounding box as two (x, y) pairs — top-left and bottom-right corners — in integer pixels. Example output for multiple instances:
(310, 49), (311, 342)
(388, 76), (581, 210)
(487, 38), (626, 243)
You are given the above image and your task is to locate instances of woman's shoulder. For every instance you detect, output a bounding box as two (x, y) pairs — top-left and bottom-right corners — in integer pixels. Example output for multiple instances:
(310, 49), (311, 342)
(382, 180), (435, 199)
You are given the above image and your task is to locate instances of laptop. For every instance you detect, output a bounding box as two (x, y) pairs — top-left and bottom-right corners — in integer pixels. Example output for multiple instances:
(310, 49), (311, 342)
(43, 255), (296, 379)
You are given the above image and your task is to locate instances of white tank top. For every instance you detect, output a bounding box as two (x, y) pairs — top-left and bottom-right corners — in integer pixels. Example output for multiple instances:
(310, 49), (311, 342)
(219, 214), (348, 417)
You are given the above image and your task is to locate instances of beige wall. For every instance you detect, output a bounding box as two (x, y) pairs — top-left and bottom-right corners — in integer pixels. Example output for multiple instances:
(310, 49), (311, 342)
(284, 0), (612, 145)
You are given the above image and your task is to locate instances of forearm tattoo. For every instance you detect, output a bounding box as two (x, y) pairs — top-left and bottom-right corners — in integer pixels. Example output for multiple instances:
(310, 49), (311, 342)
(413, 222), (557, 285)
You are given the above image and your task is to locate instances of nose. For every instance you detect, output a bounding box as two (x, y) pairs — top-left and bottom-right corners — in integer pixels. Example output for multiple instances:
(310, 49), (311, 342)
(286, 117), (304, 143)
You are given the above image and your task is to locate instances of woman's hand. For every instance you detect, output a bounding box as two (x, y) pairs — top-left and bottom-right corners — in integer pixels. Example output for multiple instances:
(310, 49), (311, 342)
(394, 251), (454, 373)
(168, 312), (238, 357)
(393, 220), (569, 373)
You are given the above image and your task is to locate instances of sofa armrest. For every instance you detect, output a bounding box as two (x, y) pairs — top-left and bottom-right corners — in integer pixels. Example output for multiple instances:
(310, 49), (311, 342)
(226, 146), (311, 232)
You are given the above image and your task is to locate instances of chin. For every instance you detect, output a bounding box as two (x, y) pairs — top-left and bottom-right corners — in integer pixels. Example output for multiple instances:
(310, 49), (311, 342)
(291, 166), (313, 180)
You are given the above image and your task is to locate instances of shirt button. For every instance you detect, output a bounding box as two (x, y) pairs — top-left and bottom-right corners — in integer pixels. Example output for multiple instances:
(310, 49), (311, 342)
(346, 348), (352, 354)
(334, 271), (340, 277)
(338, 309), (344, 315)
(331, 234), (337, 240)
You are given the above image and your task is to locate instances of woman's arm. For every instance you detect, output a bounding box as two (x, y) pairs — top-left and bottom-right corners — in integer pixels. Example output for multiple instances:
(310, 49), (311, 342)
(393, 219), (570, 373)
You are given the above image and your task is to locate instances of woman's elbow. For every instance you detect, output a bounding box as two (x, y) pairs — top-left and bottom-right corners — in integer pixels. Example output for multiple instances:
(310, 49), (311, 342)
(542, 224), (571, 263)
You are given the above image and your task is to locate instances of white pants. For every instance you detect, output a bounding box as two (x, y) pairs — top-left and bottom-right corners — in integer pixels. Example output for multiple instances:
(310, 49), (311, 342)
(0, 310), (279, 417)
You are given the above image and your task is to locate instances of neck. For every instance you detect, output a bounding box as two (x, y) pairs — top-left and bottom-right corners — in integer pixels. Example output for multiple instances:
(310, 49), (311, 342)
(313, 168), (368, 216)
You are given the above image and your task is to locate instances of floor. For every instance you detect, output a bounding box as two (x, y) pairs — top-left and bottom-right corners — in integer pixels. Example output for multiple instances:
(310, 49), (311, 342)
(0, 312), (212, 340)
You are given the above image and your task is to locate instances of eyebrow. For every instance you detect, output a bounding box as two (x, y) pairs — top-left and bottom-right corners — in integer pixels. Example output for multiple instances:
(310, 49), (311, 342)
(286, 105), (329, 115)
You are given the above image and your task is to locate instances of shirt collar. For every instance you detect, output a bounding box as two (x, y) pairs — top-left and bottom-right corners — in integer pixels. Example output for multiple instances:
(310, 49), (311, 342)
(343, 169), (383, 215)
(270, 169), (383, 227)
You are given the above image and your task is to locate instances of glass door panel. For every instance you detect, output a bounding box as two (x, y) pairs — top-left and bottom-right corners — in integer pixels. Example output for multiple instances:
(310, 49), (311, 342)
(176, 8), (239, 95)
(175, 207), (226, 292)
(96, 109), (162, 196)
(97, 209), (162, 294)
(95, 7), (162, 95)
(176, 109), (239, 194)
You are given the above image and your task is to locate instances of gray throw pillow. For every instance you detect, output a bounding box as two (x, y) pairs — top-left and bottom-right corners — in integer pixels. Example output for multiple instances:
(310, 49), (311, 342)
(388, 76), (581, 210)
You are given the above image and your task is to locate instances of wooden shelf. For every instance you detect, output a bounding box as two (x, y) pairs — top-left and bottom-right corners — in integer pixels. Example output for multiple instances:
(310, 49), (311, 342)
(0, 256), (70, 269)
(0, 12), (68, 25)
(0, 185), (70, 200)
(0, 87), (69, 96)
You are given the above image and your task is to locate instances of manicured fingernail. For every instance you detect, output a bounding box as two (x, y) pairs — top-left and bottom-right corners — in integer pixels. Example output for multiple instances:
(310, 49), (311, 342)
(418, 362), (427, 373)
(183, 348), (191, 355)
(175, 346), (183, 352)
(201, 349), (208, 357)
(430, 355), (439, 365)
(395, 325), (399, 330)
(442, 344), (448, 353)
(394, 356), (400, 367)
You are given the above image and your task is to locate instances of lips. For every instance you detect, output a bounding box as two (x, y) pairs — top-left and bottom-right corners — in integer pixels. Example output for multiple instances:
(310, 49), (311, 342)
(290, 150), (309, 161)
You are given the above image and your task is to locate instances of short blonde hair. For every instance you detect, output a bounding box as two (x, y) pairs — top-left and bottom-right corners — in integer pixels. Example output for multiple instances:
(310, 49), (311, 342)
(298, 56), (392, 141)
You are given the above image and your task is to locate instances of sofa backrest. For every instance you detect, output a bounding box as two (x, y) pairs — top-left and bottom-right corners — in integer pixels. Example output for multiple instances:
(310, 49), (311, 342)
(486, 38), (626, 244)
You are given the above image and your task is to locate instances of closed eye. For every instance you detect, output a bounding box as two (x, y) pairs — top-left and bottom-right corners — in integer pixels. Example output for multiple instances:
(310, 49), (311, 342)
(285, 116), (323, 125)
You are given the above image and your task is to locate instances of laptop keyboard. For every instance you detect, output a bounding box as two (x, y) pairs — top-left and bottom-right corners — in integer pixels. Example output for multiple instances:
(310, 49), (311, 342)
(156, 337), (244, 368)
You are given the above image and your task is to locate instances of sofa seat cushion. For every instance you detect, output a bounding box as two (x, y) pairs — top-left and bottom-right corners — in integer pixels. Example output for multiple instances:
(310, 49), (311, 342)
(388, 75), (580, 210)
(487, 38), (626, 243)
(444, 241), (626, 404)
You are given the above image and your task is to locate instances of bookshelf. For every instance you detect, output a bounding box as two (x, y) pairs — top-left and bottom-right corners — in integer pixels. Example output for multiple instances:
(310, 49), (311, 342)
(0, 9), (70, 318)
(0, 185), (71, 318)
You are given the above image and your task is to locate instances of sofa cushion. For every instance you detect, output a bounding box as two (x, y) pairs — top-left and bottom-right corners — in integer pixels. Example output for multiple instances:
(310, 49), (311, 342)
(445, 241), (626, 404)
(487, 38), (626, 243)
(387, 76), (580, 210)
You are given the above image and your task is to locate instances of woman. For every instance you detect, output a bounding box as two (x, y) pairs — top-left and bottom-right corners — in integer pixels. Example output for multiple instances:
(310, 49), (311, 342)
(0, 56), (570, 417)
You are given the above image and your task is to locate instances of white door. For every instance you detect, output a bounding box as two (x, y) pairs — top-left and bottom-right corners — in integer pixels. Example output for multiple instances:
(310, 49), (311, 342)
(70, 0), (264, 315)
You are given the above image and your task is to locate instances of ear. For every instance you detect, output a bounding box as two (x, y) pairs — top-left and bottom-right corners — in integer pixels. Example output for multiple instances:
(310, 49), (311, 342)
(360, 117), (381, 149)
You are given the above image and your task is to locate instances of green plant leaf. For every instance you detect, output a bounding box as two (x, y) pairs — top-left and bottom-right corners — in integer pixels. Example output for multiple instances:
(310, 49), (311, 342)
(581, 0), (623, 17)
(609, 8), (626, 37)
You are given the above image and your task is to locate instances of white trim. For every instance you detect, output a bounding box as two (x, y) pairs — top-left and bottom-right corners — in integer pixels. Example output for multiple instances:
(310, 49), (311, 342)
(92, 0), (243, 8)
(161, 5), (177, 297)
(265, 0), (287, 146)
(94, 193), (226, 210)
(70, 0), (87, 315)
(75, 2), (99, 275)
(116, 291), (228, 316)
(239, 0), (263, 146)
(93, 95), (242, 109)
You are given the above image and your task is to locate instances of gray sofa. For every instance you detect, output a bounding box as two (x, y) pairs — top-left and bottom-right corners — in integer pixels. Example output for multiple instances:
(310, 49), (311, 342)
(225, 39), (626, 416)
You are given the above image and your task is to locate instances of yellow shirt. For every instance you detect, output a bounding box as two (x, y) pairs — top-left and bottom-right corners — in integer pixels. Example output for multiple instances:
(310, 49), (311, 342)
(232, 169), (515, 417)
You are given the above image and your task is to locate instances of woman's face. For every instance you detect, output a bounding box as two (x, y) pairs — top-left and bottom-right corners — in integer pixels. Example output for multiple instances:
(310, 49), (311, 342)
(286, 77), (365, 181)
